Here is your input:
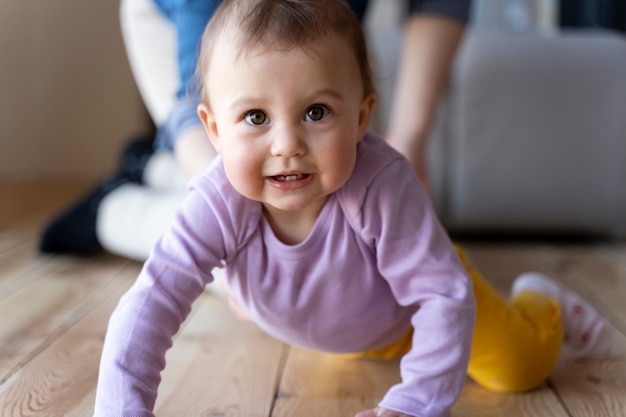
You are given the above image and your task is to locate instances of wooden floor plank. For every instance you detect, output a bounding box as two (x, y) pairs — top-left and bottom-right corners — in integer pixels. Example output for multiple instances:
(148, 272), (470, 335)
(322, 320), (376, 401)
(0, 210), (51, 255)
(454, 380), (569, 417)
(155, 293), (285, 417)
(0, 243), (66, 302)
(0, 183), (88, 231)
(550, 338), (626, 417)
(538, 244), (626, 417)
(0, 184), (87, 299)
(1, 184), (625, 417)
(0, 255), (132, 383)
(272, 348), (400, 417)
(0, 261), (139, 417)
(272, 348), (570, 417)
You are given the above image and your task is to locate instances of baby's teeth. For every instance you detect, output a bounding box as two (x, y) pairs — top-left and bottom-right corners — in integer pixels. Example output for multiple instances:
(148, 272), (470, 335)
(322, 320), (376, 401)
(280, 174), (302, 181)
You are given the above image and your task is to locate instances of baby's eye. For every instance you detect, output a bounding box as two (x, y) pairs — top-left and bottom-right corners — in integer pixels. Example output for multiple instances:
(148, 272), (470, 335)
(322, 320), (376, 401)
(244, 110), (269, 125)
(304, 105), (330, 122)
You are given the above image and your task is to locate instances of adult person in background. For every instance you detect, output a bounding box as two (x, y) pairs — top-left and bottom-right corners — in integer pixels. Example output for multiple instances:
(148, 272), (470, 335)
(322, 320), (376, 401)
(39, 0), (470, 260)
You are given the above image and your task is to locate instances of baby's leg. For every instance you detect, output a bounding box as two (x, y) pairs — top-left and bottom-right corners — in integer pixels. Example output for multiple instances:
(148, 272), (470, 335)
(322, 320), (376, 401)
(461, 247), (612, 393)
(512, 272), (612, 359)
(465, 261), (563, 392)
(455, 246), (567, 392)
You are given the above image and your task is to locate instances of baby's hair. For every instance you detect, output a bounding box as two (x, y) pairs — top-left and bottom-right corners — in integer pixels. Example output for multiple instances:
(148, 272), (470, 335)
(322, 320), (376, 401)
(196, 0), (374, 104)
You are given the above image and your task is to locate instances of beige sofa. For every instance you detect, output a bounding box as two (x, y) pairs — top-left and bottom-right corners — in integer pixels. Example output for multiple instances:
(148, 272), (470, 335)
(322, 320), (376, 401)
(370, 29), (626, 238)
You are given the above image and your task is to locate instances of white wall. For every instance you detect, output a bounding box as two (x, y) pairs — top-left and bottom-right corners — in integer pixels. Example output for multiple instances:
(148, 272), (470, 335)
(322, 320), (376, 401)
(0, 0), (148, 182)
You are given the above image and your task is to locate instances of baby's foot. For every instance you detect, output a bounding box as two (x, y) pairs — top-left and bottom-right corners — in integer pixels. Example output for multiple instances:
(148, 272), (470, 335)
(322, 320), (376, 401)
(512, 272), (612, 359)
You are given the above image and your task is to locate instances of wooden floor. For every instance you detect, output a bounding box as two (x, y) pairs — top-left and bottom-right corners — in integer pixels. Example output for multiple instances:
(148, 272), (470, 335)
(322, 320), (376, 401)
(1, 183), (625, 417)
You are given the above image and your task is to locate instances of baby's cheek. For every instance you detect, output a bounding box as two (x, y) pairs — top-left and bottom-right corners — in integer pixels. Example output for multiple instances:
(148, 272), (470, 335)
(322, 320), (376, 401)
(223, 154), (266, 200)
(330, 149), (357, 186)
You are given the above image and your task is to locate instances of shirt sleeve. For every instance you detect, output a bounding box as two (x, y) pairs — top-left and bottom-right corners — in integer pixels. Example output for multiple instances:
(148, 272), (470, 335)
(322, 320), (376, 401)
(409, 0), (472, 23)
(359, 156), (476, 417)
(93, 170), (247, 417)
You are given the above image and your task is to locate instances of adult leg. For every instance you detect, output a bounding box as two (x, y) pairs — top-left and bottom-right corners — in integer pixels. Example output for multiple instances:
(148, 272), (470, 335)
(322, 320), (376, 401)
(99, 0), (222, 259)
(120, 0), (178, 125)
(97, 184), (186, 261)
(95, 0), (190, 260)
(39, 0), (215, 257)
(155, 0), (221, 176)
(39, 139), (153, 255)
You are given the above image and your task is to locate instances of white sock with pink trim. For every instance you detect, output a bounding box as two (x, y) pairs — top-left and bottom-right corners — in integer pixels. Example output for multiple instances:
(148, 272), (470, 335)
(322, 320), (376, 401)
(512, 272), (612, 359)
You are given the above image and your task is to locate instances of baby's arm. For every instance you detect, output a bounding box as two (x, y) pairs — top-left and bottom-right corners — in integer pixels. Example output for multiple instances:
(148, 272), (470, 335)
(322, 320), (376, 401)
(95, 252), (217, 413)
(358, 155), (475, 417)
(356, 407), (414, 417)
(94, 185), (228, 416)
(377, 262), (474, 417)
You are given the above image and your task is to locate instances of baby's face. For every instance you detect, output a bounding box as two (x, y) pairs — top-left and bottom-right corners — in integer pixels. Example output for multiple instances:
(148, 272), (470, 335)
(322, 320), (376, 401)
(199, 32), (375, 221)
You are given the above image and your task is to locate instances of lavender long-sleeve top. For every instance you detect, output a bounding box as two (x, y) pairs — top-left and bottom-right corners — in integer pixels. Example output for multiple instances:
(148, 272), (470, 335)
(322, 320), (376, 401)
(94, 133), (476, 417)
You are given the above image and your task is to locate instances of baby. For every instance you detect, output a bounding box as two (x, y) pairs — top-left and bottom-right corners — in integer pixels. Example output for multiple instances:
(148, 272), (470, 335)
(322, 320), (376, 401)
(93, 1), (612, 416)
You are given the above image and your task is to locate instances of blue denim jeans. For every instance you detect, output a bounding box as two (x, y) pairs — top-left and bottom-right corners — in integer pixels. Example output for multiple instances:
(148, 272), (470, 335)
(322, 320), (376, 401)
(153, 0), (370, 98)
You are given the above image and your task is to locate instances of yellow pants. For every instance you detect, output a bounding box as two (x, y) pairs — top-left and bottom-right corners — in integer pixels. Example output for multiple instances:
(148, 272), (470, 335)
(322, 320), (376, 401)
(347, 246), (563, 393)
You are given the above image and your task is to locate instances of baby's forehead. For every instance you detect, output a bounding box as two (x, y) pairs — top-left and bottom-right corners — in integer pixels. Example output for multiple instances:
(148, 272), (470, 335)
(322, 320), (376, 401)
(225, 28), (355, 65)
(200, 23), (368, 102)
(237, 24), (341, 50)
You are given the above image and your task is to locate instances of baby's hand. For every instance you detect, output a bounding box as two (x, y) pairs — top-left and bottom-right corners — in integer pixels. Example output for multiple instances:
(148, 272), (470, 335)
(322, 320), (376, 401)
(354, 406), (414, 417)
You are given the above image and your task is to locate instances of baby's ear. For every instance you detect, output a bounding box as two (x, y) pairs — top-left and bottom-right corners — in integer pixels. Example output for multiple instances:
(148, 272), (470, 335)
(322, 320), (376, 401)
(197, 103), (221, 153)
(357, 93), (377, 141)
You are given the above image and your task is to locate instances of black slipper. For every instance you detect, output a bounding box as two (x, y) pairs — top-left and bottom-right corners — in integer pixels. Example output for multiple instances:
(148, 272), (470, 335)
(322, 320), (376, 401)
(38, 175), (131, 256)
(120, 136), (154, 183)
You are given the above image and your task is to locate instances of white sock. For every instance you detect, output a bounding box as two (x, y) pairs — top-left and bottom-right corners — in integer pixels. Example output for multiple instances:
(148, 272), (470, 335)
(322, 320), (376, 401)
(96, 183), (185, 261)
(143, 151), (189, 191)
(511, 272), (612, 359)
(97, 183), (227, 297)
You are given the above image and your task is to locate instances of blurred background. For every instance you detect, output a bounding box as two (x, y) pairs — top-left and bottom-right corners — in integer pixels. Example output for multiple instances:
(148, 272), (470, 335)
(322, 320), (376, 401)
(0, 1), (145, 183)
(1, 0), (624, 182)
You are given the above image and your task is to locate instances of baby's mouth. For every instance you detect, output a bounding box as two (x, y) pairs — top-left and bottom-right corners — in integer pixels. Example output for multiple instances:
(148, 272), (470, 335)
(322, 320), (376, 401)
(267, 172), (314, 190)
